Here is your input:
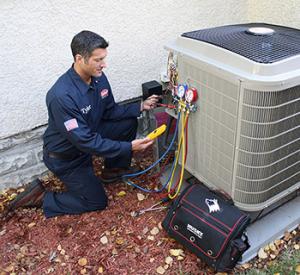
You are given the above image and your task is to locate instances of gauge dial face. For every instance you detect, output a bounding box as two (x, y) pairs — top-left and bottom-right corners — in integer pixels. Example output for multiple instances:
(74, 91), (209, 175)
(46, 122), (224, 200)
(177, 84), (187, 98)
(186, 88), (197, 103)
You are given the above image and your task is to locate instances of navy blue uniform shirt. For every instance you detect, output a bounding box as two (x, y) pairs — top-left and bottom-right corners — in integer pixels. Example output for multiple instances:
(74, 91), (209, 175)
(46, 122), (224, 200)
(43, 66), (141, 159)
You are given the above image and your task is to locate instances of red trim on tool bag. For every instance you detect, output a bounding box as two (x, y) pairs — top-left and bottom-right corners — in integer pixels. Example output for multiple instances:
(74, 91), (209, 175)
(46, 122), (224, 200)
(181, 186), (248, 235)
(169, 185), (248, 259)
(170, 210), (246, 259)
(181, 206), (227, 236)
(183, 198), (231, 231)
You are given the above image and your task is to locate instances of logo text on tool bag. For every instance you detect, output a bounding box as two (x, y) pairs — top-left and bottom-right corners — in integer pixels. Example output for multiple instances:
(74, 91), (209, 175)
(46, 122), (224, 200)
(205, 198), (220, 213)
(187, 224), (203, 239)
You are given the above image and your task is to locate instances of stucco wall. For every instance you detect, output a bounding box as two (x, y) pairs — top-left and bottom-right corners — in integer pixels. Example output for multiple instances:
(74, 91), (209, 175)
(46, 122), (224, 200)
(247, 0), (300, 28)
(0, 0), (249, 138)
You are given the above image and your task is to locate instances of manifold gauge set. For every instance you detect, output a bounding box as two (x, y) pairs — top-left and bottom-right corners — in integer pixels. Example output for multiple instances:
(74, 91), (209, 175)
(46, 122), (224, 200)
(172, 83), (198, 112)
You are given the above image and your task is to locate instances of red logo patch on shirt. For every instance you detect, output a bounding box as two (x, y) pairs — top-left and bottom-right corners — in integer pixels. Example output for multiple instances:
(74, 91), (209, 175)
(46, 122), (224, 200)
(100, 89), (109, 98)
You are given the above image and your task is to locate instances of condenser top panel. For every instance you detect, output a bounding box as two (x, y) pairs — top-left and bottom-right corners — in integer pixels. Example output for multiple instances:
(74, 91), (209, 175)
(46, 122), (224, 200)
(182, 23), (300, 64)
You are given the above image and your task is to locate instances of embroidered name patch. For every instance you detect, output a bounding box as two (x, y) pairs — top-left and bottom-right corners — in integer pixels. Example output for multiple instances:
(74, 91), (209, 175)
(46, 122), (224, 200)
(64, 118), (79, 131)
(100, 89), (109, 98)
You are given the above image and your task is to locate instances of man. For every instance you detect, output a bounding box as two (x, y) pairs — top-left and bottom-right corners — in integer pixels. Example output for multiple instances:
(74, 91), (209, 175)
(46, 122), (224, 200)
(7, 30), (159, 218)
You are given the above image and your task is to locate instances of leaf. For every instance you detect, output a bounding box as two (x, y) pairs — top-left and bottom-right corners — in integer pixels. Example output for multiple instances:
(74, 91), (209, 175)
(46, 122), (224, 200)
(27, 222), (36, 228)
(156, 266), (166, 274)
(158, 222), (163, 230)
(9, 193), (17, 200)
(80, 268), (87, 274)
(117, 191), (126, 197)
(20, 245), (27, 255)
(49, 251), (57, 262)
(240, 263), (251, 269)
(274, 239), (281, 246)
(134, 247), (141, 253)
(142, 227), (149, 234)
(4, 264), (14, 272)
(100, 236), (108, 244)
(78, 257), (88, 266)
(283, 231), (292, 241)
(137, 193), (145, 201)
(115, 237), (124, 245)
(150, 227), (159, 235)
(130, 211), (136, 217)
(112, 248), (118, 255)
(165, 256), (173, 265)
(258, 248), (268, 259)
(147, 235), (155, 241)
(269, 242), (276, 252)
(169, 249), (184, 257)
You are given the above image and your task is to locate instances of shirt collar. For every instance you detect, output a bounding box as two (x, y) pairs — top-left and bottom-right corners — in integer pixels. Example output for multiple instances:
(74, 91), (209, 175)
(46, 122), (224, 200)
(67, 65), (96, 93)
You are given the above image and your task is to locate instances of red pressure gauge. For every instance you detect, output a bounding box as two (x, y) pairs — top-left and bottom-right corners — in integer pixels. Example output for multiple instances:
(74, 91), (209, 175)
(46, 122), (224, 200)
(186, 87), (198, 103)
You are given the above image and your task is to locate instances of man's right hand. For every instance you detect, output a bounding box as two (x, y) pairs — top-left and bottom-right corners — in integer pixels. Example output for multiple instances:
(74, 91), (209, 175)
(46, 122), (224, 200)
(131, 138), (154, 152)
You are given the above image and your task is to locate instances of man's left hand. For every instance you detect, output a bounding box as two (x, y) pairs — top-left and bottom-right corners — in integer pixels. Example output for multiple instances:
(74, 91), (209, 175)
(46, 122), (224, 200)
(141, 95), (161, 111)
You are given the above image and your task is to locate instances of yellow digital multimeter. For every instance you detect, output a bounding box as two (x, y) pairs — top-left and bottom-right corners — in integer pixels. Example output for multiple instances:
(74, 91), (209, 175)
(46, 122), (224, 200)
(147, 124), (167, 140)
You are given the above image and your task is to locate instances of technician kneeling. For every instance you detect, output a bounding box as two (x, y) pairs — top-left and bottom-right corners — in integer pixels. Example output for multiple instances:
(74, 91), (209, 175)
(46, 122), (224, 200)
(7, 30), (159, 218)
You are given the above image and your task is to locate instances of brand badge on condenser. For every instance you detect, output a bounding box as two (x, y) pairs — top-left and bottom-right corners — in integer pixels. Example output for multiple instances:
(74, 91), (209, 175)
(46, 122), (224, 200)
(100, 89), (109, 98)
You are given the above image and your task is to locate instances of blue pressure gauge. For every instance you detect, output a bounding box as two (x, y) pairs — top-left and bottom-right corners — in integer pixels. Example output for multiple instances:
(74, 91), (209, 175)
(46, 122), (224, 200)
(177, 84), (188, 98)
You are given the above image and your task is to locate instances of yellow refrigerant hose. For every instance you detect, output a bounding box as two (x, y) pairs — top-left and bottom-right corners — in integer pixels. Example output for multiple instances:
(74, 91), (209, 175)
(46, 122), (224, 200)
(167, 102), (189, 199)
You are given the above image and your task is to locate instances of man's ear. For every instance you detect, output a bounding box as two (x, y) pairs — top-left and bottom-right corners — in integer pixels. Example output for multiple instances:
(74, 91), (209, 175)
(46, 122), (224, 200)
(74, 54), (83, 63)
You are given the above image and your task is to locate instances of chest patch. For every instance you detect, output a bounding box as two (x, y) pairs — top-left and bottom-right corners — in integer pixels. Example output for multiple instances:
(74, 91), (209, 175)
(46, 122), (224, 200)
(100, 89), (109, 98)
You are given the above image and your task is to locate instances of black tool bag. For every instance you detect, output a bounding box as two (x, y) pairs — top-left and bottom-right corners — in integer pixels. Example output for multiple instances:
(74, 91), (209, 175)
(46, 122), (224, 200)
(162, 183), (250, 272)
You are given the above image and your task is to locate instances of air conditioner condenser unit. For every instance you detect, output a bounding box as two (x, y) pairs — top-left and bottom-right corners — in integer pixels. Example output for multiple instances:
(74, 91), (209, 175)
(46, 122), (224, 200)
(165, 23), (300, 212)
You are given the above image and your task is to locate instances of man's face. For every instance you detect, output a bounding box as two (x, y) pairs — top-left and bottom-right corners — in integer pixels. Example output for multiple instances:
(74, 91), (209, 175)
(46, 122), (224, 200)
(77, 48), (108, 78)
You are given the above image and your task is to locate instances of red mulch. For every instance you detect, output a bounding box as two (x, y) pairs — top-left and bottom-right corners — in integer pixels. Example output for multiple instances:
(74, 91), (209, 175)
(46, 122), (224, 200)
(0, 148), (298, 274)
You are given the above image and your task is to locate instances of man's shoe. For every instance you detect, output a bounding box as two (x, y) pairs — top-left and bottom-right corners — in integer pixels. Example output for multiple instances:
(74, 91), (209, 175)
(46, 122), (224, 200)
(99, 166), (141, 183)
(7, 179), (45, 211)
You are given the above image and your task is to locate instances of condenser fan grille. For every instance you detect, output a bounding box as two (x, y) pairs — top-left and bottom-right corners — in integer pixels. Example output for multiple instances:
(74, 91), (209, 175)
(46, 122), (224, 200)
(182, 23), (300, 63)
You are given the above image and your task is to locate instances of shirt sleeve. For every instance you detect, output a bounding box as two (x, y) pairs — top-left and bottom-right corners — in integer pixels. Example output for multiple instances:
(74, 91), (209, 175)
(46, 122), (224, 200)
(49, 94), (132, 158)
(102, 82), (141, 120)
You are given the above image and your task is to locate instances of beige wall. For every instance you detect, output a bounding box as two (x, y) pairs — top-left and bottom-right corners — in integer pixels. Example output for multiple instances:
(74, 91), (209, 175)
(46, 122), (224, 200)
(247, 0), (300, 28)
(2, 0), (300, 138)
(0, 0), (249, 138)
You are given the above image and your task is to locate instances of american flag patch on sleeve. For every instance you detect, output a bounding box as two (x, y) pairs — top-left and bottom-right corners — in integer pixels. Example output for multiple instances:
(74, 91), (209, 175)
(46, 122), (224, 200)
(64, 118), (79, 131)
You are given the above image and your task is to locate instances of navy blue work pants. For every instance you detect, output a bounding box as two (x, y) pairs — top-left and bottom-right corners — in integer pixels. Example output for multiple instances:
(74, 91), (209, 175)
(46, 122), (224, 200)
(43, 117), (137, 218)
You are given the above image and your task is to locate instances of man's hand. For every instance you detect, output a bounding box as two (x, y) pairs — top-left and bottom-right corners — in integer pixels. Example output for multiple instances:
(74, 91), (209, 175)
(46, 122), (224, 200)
(131, 138), (154, 151)
(141, 95), (161, 111)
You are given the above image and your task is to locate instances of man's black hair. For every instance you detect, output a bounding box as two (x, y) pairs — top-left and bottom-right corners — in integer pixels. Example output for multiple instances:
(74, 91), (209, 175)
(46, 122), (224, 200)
(71, 30), (109, 60)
